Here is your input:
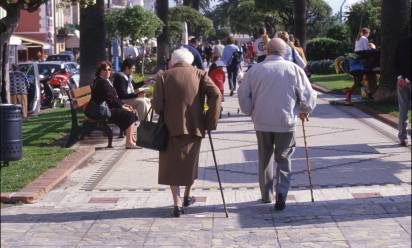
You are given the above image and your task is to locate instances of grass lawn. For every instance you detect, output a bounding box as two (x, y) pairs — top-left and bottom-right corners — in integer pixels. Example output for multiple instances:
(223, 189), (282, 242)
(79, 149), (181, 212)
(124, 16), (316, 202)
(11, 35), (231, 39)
(310, 73), (354, 91)
(358, 100), (412, 123)
(311, 73), (412, 122)
(1, 108), (74, 192)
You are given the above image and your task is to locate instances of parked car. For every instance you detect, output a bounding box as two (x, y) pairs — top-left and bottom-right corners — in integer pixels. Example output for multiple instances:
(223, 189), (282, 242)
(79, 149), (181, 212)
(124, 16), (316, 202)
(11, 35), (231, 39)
(46, 53), (75, 62)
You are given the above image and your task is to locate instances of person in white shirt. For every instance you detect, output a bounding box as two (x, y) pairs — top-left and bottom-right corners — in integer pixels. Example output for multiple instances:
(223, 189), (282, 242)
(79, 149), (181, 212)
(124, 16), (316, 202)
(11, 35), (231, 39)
(253, 27), (270, 63)
(354, 27), (370, 51)
(238, 38), (317, 211)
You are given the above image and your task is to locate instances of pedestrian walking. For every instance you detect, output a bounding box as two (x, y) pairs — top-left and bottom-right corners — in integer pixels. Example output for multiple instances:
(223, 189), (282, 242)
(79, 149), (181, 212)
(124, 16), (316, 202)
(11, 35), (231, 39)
(253, 27), (270, 63)
(212, 40), (225, 58)
(238, 38), (317, 210)
(275, 31), (306, 69)
(151, 48), (222, 217)
(395, 32), (411, 147)
(221, 36), (242, 96)
(9, 64), (29, 118)
(183, 37), (204, 69)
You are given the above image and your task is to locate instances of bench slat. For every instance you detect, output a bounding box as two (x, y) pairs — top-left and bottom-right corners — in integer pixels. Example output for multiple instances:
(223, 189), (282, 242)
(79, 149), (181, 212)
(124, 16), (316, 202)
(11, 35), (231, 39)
(72, 85), (92, 98)
(74, 95), (91, 109)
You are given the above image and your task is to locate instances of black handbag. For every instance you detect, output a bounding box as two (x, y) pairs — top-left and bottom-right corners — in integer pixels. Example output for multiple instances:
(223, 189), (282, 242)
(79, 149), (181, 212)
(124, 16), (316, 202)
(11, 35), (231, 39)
(85, 100), (111, 121)
(136, 76), (168, 151)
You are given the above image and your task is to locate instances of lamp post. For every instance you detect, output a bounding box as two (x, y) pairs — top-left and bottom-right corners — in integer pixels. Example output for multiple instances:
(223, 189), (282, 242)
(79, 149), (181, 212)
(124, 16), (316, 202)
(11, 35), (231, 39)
(339, 0), (347, 23)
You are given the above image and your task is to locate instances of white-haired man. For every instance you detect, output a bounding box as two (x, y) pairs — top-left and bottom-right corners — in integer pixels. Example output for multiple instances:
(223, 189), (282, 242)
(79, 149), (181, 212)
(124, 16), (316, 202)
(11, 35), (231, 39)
(238, 38), (317, 210)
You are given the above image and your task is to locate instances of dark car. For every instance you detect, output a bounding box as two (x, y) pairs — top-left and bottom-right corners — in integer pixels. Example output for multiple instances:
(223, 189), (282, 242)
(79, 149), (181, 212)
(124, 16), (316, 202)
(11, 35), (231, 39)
(46, 54), (75, 62)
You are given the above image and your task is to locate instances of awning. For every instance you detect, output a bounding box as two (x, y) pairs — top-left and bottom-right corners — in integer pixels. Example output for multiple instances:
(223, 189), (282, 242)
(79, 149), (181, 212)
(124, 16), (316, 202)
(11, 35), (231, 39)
(13, 35), (51, 49)
(10, 35), (22, 45)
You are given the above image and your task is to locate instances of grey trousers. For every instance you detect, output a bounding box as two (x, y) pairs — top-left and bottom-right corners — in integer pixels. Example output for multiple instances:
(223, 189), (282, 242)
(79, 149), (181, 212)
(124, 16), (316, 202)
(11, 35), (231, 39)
(256, 131), (296, 202)
(397, 83), (411, 141)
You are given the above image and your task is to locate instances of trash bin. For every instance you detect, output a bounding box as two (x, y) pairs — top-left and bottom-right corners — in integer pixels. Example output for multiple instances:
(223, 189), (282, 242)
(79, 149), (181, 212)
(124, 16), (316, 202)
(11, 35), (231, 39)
(0, 104), (23, 164)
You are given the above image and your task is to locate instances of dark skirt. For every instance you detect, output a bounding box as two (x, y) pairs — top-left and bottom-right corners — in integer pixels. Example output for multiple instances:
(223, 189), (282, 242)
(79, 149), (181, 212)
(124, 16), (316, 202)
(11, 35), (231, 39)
(109, 108), (137, 131)
(158, 135), (202, 186)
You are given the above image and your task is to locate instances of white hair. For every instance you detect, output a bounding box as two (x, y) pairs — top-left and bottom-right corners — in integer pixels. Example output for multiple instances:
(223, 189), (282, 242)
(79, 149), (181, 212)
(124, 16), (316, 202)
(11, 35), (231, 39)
(170, 47), (194, 66)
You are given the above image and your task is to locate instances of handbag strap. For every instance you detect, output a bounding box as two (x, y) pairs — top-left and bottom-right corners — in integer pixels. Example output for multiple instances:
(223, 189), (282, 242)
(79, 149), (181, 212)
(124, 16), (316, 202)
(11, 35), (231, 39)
(141, 75), (165, 122)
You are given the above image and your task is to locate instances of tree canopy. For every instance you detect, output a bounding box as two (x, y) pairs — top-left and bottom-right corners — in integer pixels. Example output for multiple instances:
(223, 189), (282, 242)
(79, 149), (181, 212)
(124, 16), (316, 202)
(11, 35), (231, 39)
(106, 6), (163, 45)
(169, 6), (213, 42)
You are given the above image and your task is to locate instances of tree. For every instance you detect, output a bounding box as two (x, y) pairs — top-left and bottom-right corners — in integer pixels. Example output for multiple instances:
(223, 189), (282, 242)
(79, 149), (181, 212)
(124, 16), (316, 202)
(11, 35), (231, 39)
(106, 6), (163, 60)
(79, 0), (106, 87)
(156, 0), (169, 70)
(294, 0), (307, 50)
(0, 0), (48, 103)
(169, 6), (213, 40)
(373, 0), (410, 101)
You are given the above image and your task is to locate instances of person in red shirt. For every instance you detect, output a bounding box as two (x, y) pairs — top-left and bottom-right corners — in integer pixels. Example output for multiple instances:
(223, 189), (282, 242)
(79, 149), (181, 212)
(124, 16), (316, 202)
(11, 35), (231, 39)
(208, 53), (225, 102)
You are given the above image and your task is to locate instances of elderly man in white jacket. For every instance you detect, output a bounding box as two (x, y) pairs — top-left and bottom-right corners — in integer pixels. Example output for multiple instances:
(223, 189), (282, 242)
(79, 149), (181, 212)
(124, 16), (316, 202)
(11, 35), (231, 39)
(238, 38), (317, 211)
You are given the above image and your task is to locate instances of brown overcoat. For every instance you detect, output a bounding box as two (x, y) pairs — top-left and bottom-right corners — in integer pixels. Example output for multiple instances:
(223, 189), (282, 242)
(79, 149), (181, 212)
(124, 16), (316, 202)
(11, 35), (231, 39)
(151, 63), (222, 186)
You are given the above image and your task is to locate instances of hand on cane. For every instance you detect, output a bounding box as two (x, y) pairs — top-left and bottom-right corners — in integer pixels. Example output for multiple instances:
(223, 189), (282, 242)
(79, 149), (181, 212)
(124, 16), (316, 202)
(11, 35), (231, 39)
(299, 112), (309, 122)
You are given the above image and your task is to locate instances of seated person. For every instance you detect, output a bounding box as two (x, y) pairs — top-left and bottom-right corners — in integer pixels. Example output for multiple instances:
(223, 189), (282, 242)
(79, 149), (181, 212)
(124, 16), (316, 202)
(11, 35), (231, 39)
(113, 58), (150, 120)
(91, 60), (140, 149)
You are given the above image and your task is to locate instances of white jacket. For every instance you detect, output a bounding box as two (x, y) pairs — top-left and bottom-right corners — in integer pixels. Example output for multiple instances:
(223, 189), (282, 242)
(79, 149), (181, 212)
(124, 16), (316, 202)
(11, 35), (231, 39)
(238, 55), (317, 132)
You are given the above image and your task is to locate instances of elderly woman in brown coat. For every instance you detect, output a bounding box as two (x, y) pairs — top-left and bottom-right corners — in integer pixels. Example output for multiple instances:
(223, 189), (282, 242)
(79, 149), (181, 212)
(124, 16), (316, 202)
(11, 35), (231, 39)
(152, 47), (222, 217)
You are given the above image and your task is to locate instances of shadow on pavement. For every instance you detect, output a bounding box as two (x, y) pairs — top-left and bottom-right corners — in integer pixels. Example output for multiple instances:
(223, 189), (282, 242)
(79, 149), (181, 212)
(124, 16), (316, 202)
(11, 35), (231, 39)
(199, 144), (409, 186)
(1, 195), (410, 230)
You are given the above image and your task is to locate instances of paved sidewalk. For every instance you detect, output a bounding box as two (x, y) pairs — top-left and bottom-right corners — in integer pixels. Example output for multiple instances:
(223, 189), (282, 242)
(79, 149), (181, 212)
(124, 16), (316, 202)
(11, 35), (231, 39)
(1, 74), (411, 247)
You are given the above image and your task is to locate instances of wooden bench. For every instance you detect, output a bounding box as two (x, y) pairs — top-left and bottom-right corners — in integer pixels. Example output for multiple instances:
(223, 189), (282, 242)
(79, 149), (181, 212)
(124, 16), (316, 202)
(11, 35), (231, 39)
(65, 85), (113, 148)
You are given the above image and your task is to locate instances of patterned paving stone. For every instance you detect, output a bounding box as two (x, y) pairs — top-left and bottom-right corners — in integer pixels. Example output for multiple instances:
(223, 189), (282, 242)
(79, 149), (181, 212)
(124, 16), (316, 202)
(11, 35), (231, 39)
(276, 227), (345, 242)
(144, 230), (212, 247)
(212, 230), (279, 248)
(79, 231), (148, 246)
(279, 241), (350, 248)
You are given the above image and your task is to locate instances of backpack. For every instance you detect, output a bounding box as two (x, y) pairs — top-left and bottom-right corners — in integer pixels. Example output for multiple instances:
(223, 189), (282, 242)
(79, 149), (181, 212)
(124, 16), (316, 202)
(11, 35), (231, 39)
(229, 51), (242, 67)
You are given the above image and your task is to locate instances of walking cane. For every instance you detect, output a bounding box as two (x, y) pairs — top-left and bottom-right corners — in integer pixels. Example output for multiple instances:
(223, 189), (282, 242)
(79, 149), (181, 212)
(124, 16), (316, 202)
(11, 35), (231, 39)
(301, 116), (315, 202)
(208, 130), (229, 218)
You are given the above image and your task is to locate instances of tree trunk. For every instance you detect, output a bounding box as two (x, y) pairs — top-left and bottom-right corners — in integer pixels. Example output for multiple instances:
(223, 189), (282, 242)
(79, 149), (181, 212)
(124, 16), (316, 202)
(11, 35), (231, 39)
(156, 0), (169, 70)
(192, 0), (199, 10)
(80, 0), (107, 87)
(294, 0), (307, 51)
(374, 0), (410, 101)
(183, 0), (190, 6)
(0, 4), (20, 103)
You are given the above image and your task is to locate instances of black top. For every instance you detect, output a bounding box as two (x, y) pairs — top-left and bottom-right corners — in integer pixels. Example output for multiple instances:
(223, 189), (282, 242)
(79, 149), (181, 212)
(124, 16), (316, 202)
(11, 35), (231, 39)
(395, 36), (411, 80)
(91, 77), (123, 109)
(113, 73), (136, 99)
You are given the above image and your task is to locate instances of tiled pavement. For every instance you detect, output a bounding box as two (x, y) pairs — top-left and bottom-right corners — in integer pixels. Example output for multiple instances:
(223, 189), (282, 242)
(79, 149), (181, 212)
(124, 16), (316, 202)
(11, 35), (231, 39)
(1, 73), (411, 247)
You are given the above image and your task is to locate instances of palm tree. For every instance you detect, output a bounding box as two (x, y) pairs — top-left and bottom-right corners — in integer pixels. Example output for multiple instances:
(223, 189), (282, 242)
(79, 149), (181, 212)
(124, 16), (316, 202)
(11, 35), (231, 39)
(294, 0), (307, 50)
(80, 0), (107, 86)
(156, 0), (170, 70)
(374, 0), (410, 101)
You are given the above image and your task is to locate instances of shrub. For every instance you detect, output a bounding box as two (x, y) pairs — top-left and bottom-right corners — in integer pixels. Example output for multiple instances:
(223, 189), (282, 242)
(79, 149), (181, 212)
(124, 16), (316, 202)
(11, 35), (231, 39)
(307, 59), (335, 74)
(306, 37), (351, 60)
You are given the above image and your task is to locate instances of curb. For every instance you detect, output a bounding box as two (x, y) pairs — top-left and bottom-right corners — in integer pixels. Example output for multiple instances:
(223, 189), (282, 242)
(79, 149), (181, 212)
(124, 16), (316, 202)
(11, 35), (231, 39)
(311, 83), (333, 94)
(312, 83), (399, 129)
(1, 147), (95, 204)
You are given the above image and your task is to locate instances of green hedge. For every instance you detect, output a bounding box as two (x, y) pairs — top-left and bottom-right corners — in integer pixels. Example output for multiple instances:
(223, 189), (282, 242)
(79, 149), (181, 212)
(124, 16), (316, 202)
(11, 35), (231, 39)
(307, 60), (335, 74)
(306, 37), (352, 60)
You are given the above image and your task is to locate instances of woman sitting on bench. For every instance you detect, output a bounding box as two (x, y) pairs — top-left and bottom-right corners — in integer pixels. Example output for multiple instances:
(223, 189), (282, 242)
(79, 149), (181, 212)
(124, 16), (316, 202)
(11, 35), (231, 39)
(91, 60), (140, 149)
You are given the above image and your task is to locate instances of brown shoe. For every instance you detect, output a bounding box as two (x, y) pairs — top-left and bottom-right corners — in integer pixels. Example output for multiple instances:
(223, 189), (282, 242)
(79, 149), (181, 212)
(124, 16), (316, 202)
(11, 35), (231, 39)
(229, 90), (234, 96)
(400, 140), (408, 147)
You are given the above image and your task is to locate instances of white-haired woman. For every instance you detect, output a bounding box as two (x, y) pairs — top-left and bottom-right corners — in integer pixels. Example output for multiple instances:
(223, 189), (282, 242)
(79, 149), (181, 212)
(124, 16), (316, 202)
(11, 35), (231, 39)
(151, 47), (222, 217)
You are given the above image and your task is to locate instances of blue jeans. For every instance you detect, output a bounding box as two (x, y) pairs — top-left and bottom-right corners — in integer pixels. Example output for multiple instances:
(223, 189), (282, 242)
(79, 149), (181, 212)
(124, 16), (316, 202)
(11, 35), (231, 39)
(398, 83), (411, 141)
(227, 65), (239, 91)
